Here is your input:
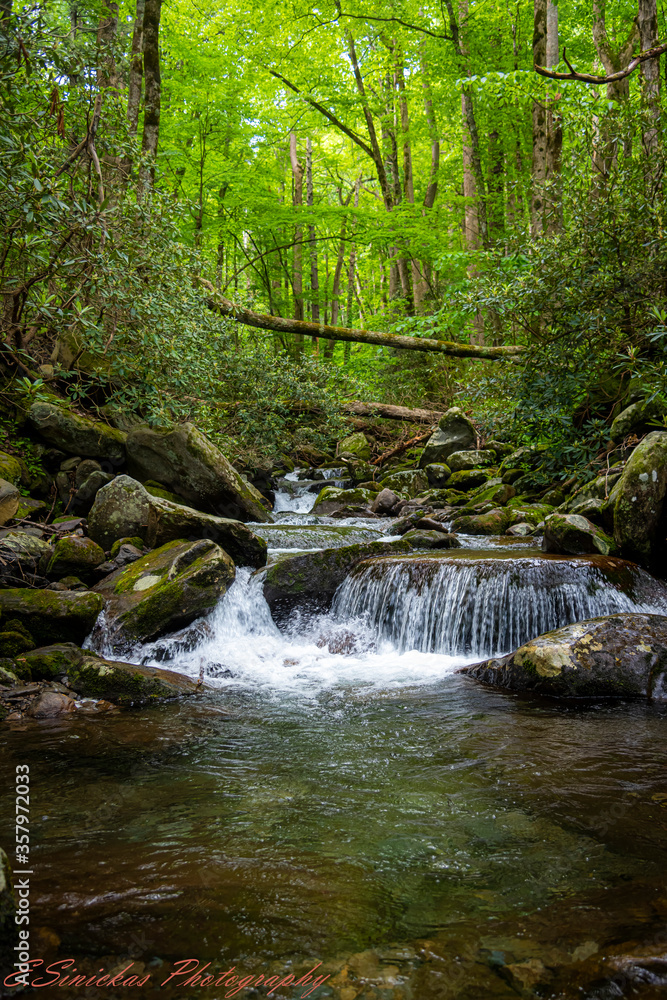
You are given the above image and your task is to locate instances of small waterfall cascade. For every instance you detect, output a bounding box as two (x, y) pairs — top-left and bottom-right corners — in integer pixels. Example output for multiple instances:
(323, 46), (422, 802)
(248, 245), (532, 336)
(272, 468), (348, 515)
(332, 555), (667, 659)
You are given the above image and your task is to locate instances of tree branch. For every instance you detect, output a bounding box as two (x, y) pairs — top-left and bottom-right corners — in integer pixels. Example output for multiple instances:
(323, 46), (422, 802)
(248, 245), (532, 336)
(535, 41), (667, 83)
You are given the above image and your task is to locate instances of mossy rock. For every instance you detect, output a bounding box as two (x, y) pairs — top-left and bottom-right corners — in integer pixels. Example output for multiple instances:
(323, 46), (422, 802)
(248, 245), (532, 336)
(0, 588), (104, 644)
(143, 480), (183, 504)
(461, 613), (667, 699)
(544, 513), (616, 557)
(450, 508), (509, 535)
(110, 536), (145, 559)
(0, 617), (35, 657)
(0, 451), (26, 486)
(67, 654), (202, 707)
(15, 642), (83, 682)
(337, 431), (372, 461)
(447, 468), (494, 492)
(0, 659), (20, 685)
(311, 486), (376, 516)
(14, 496), (48, 520)
(613, 431), (667, 569)
(380, 469), (428, 498)
(447, 449), (496, 472)
(94, 538), (235, 648)
(47, 534), (106, 579)
(419, 407), (476, 467)
(424, 463), (451, 488)
(470, 481), (516, 507)
(28, 400), (126, 462)
(402, 529), (462, 550)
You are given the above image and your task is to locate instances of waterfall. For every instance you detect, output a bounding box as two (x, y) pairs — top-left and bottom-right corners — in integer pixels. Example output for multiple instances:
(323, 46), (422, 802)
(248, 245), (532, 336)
(332, 555), (667, 659)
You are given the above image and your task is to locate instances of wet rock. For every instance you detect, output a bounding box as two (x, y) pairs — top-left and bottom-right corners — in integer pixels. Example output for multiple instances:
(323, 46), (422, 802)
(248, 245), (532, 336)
(311, 486), (377, 516)
(424, 463), (451, 487)
(613, 430), (667, 569)
(66, 653), (203, 706)
(15, 643), (83, 682)
(471, 480), (516, 506)
(93, 538), (235, 648)
(0, 589), (104, 645)
(47, 534), (106, 579)
(27, 690), (76, 717)
(0, 531), (52, 586)
(0, 478), (19, 526)
(145, 493), (267, 567)
(371, 488), (401, 514)
(28, 400), (126, 462)
(390, 510), (430, 535)
(447, 449), (496, 472)
(544, 512), (616, 556)
(461, 613), (667, 699)
(610, 398), (667, 441)
(569, 496), (608, 527)
(125, 421), (272, 521)
(263, 538), (411, 618)
(403, 529), (461, 549)
(507, 522), (534, 536)
(337, 431), (372, 461)
(379, 469), (428, 498)
(419, 407), (476, 467)
(447, 468), (493, 492)
(450, 508), (509, 535)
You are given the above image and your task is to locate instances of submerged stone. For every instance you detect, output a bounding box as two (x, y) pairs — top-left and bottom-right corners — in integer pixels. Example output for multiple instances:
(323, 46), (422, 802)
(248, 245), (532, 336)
(461, 613), (667, 699)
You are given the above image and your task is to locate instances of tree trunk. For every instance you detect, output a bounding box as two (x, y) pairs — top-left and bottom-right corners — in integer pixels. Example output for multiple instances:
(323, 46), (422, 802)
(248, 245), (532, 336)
(138, 0), (162, 198)
(97, 3), (119, 93)
(488, 129), (504, 238)
(638, 0), (660, 161)
(199, 283), (524, 361)
(289, 132), (304, 355)
(545, 0), (562, 233)
(341, 401), (443, 422)
(306, 138), (320, 352)
(127, 0), (145, 136)
(531, 0), (547, 236)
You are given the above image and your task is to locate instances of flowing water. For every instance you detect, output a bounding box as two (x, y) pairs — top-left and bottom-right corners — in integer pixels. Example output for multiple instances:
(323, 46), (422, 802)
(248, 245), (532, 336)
(1, 477), (667, 998)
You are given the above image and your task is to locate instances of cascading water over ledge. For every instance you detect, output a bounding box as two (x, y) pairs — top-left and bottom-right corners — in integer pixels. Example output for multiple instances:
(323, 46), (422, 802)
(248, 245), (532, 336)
(332, 552), (667, 659)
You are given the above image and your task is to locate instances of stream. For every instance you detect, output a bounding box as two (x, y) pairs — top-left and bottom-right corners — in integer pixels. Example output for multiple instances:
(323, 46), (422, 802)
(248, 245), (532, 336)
(1, 472), (667, 998)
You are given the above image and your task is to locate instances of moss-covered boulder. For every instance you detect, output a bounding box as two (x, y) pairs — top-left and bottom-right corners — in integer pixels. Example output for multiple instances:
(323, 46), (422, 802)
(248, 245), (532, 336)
(0, 531), (52, 586)
(28, 400), (126, 462)
(613, 431), (667, 569)
(0, 589), (103, 644)
(87, 475), (150, 549)
(470, 480), (516, 506)
(66, 653), (202, 707)
(544, 512), (616, 557)
(262, 538), (410, 617)
(311, 486), (376, 516)
(448, 468), (494, 492)
(424, 463), (451, 487)
(0, 478), (19, 526)
(0, 847), (18, 975)
(47, 535), (106, 579)
(143, 480), (183, 504)
(0, 660), (20, 685)
(94, 538), (235, 648)
(145, 493), (267, 567)
(450, 508), (509, 535)
(610, 399), (667, 442)
(0, 451), (24, 486)
(419, 407), (476, 467)
(461, 613), (667, 699)
(0, 618), (35, 657)
(379, 469), (428, 498)
(344, 458), (375, 483)
(402, 529), (462, 550)
(337, 431), (372, 461)
(125, 422), (272, 522)
(14, 642), (82, 682)
(447, 449), (496, 472)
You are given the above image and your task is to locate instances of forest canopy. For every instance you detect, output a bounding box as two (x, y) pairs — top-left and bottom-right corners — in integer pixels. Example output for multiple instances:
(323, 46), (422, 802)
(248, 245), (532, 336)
(1, 0), (666, 478)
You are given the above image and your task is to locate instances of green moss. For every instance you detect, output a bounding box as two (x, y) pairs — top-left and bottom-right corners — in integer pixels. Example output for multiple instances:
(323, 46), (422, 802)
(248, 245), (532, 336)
(143, 481), (183, 504)
(110, 536), (145, 558)
(110, 539), (183, 594)
(0, 451), (24, 486)
(16, 642), (82, 681)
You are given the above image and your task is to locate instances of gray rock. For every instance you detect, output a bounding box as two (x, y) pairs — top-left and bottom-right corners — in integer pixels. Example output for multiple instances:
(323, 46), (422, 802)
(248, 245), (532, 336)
(507, 522), (534, 536)
(93, 538), (235, 648)
(74, 469), (114, 511)
(0, 589), (103, 645)
(613, 431), (667, 569)
(371, 488), (401, 514)
(67, 653), (203, 706)
(0, 531), (52, 586)
(28, 401), (126, 462)
(402, 529), (461, 549)
(543, 513), (616, 556)
(419, 407), (476, 467)
(424, 463), (451, 487)
(75, 458), (102, 487)
(379, 469), (428, 498)
(610, 399), (667, 442)
(337, 431), (371, 461)
(461, 613), (667, 699)
(0, 478), (20, 526)
(125, 422), (272, 522)
(447, 449), (496, 472)
(87, 475), (150, 550)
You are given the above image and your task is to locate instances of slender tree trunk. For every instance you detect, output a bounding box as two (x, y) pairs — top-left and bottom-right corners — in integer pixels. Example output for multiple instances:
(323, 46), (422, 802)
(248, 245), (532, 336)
(306, 138), (320, 354)
(638, 0), (661, 162)
(488, 130), (504, 238)
(289, 132), (304, 355)
(138, 0), (162, 198)
(545, 0), (562, 233)
(591, 0), (638, 183)
(531, 0), (547, 236)
(97, 3), (119, 93)
(127, 0), (145, 136)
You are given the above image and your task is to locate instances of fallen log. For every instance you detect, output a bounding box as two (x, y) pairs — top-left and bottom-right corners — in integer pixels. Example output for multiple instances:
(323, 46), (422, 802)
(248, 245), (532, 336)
(342, 401), (443, 423)
(373, 430), (432, 466)
(199, 280), (524, 362)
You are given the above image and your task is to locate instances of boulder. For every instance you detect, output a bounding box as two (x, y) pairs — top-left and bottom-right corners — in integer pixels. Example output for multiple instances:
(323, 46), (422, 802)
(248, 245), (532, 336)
(371, 488), (401, 515)
(470, 480), (516, 506)
(0, 451), (24, 486)
(47, 535), (106, 579)
(15, 643), (83, 682)
(74, 458), (102, 486)
(447, 449), (496, 472)
(0, 589), (103, 644)
(450, 508), (509, 535)
(66, 653), (202, 706)
(569, 496), (608, 528)
(610, 398), (667, 442)
(402, 529), (461, 549)
(311, 486), (377, 516)
(0, 531), (52, 586)
(484, 439), (514, 459)
(507, 522), (534, 536)
(337, 431), (371, 461)
(73, 469), (114, 511)
(424, 463), (451, 487)
(0, 478), (19, 525)
(543, 512), (616, 556)
(143, 480), (183, 504)
(613, 431), (667, 569)
(93, 538), (235, 648)
(344, 458), (375, 483)
(263, 538), (410, 617)
(448, 468), (493, 492)
(460, 613), (667, 699)
(88, 476), (266, 567)
(379, 469), (428, 498)
(28, 401), (126, 462)
(419, 407), (476, 467)
(27, 690), (76, 717)
(125, 422), (272, 521)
